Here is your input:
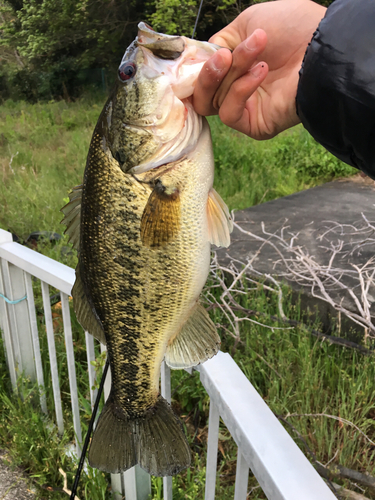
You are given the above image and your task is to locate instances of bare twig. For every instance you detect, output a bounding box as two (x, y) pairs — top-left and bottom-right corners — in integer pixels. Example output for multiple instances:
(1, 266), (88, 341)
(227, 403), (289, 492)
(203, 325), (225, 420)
(223, 218), (375, 339)
(8, 152), (18, 175)
(59, 468), (80, 500)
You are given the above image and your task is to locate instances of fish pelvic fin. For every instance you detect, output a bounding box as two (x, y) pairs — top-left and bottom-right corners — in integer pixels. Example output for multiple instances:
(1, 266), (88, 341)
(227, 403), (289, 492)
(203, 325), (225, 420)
(72, 265), (106, 345)
(207, 188), (233, 248)
(165, 303), (220, 369)
(88, 395), (191, 477)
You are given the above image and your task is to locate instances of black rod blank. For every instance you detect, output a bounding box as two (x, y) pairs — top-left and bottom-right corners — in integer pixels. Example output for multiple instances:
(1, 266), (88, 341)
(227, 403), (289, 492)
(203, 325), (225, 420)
(70, 357), (110, 500)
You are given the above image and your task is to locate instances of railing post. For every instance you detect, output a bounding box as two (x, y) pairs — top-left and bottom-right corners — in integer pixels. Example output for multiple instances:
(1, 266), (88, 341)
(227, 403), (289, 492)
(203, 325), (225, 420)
(205, 400), (220, 500)
(41, 281), (64, 435)
(0, 229), (36, 386)
(0, 230), (17, 389)
(124, 465), (152, 500)
(234, 448), (249, 500)
(61, 292), (82, 455)
(161, 362), (173, 500)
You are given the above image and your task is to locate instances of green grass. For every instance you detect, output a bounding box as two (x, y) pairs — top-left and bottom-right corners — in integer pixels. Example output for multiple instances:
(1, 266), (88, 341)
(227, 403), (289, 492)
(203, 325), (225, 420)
(3, 292), (375, 498)
(0, 96), (368, 498)
(0, 96), (102, 239)
(0, 96), (356, 239)
(210, 116), (356, 211)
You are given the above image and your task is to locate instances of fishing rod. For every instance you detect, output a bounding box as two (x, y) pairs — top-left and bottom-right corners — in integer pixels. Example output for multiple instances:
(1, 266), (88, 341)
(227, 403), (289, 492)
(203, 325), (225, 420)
(192, 0), (204, 39)
(69, 358), (110, 500)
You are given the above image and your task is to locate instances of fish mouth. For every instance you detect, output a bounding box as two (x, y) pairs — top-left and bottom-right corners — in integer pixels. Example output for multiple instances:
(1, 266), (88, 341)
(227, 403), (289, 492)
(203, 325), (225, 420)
(124, 22), (218, 174)
(136, 22), (186, 60)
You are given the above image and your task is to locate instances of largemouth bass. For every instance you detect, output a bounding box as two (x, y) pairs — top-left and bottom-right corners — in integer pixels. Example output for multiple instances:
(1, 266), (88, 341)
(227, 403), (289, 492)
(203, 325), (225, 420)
(62, 22), (233, 477)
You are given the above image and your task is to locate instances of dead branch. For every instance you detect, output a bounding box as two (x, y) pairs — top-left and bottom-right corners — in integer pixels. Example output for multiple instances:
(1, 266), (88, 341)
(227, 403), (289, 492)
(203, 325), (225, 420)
(212, 216), (375, 341)
(331, 482), (371, 500)
(316, 463), (375, 493)
(207, 302), (373, 355)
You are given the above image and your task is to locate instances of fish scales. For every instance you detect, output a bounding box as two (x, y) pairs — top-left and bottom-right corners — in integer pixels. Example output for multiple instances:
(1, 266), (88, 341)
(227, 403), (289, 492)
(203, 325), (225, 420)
(62, 22), (233, 477)
(81, 125), (213, 415)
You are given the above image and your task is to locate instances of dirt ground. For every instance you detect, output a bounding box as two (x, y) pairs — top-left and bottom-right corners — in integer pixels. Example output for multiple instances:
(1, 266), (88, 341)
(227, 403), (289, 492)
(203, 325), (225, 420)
(0, 450), (35, 500)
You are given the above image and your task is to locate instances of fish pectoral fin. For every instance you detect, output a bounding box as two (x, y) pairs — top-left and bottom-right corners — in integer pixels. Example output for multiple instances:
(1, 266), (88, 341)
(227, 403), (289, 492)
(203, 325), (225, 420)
(165, 303), (220, 369)
(141, 180), (181, 248)
(206, 188), (233, 248)
(89, 395), (191, 476)
(72, 266), (106, 345)
(61, 184), (82, 251)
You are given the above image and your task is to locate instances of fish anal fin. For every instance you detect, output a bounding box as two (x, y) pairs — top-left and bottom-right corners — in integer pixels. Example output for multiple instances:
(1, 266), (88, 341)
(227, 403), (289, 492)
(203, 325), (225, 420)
(89, 395), (191, 476)
(61, 185), (82, 251)
(206, 188), (233, 248)
(141, 180), (180, 248)
(72, 266), (106, 345)
(165, 303), (220, 369)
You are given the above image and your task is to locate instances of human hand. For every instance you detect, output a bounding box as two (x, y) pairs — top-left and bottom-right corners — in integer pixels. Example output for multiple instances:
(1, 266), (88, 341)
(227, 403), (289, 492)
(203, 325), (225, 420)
(193, 0), (326, 140)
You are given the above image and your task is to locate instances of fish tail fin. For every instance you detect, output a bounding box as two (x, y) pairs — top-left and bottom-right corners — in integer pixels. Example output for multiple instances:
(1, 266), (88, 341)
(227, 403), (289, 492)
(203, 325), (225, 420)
(88, 395), (191, 477)
(88, 398), (137, 474)
(135, 395), (191, 476)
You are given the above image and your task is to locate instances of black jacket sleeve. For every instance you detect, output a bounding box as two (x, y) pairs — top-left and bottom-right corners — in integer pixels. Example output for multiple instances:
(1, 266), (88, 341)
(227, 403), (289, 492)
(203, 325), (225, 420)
(296, 0), (375, 179)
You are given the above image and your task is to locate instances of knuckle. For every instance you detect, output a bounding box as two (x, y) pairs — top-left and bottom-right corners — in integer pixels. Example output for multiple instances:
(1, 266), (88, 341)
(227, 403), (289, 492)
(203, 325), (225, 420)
(218, 106), (236, 127)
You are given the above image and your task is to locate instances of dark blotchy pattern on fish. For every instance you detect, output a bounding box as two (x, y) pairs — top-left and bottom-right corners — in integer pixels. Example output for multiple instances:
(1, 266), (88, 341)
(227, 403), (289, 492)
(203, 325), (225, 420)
(81, 127), (154, 415)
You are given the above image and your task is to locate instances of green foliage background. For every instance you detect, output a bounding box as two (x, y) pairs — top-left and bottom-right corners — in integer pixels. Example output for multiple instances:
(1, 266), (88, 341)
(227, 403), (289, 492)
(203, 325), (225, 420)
(0, 0), (332, 101)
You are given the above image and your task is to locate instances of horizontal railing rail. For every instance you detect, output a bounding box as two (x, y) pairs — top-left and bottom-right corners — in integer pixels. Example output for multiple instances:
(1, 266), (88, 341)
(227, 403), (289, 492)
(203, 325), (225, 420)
(0, 229), (336, 499)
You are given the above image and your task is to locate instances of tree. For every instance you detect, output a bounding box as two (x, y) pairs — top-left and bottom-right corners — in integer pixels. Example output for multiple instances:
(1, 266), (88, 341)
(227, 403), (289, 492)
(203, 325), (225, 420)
(0, 0), (148, 99)
(0, 0), (334, 101)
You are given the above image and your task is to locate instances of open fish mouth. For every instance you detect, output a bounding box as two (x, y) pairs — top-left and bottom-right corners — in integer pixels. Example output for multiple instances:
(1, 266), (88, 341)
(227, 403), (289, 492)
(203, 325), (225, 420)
(116, 22), (220, 174)
(136, 22), (186, 60)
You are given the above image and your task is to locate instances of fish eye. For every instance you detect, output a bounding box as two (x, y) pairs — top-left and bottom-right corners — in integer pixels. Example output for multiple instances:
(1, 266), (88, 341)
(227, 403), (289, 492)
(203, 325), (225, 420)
(118, 62), (136, 82)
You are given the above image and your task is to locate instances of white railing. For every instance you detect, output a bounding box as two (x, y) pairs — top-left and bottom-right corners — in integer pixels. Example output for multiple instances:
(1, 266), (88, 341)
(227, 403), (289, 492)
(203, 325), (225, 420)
(0, 228), (336, 500)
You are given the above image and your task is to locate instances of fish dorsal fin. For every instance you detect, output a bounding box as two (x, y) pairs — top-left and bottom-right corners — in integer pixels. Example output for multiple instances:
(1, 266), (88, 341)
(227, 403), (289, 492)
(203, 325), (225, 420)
(72, 265), (106, 345)
(165, 303), (220, 369)
(206, 188), (233, 248)
(141, 180), (181, 248)
(61, 185), (82, 251)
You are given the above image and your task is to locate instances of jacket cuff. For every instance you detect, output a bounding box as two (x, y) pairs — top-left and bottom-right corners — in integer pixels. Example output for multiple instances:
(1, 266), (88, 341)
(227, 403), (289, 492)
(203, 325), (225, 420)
(296, 0), (375, 178)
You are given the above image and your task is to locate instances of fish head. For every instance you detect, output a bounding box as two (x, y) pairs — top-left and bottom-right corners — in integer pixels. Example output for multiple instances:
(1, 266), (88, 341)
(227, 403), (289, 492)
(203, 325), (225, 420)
(103, 22), (219, 173)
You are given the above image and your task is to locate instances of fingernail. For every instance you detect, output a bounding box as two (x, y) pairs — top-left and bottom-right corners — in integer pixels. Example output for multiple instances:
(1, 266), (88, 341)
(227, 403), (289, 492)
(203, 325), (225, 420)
(210, 52), (226, 72)
(245, 32), (258, 51)
(250, 62), (264, 78)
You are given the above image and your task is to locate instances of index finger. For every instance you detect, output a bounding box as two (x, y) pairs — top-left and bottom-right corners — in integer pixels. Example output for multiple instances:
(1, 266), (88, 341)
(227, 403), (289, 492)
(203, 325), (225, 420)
(213, 29), (267, 109)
